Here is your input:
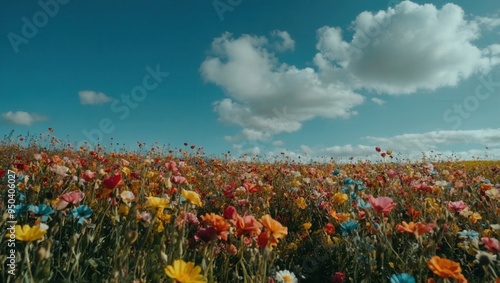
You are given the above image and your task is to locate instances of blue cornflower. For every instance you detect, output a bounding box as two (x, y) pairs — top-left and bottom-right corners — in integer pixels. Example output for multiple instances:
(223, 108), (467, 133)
(349, 192), (357, 202)
(457, 229), (479, 240)
(18, 190), (26, 201)
(340, 221), (359, 236)
(14, 204), (28, 217)
(28, 204), (54, 222)
(332, 169), (341, 176)
(390, 273), (415, 283)
(343, 178), (354, 185)
(357, 198), (372, 209)
(70, 205), (93, 224)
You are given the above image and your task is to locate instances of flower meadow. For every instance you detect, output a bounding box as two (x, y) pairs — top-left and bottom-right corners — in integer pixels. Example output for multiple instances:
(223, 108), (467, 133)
(1, 136), (500, 283)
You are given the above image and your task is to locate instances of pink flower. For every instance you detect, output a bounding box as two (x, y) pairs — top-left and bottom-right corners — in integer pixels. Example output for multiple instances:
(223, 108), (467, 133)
(82, 170), (96, 182)
(387, 169), (398, 179)
(447, 200), (468, 212)
(481, 237), (500, 253)
(55, 190), (85, 210)
(368, 195), (396, 215)
(171, 175), (186, 184)
(165, 161), (179, 174)
(176, 212), (200, 226)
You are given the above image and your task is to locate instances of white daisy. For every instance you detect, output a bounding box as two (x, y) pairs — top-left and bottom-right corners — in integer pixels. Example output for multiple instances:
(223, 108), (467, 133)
(275, 270), (298, 283)
(475, 250), (497, 266)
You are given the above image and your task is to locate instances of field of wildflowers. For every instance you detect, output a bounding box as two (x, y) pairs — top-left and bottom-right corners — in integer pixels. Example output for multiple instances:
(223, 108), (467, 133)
(1, 136), (499, 283)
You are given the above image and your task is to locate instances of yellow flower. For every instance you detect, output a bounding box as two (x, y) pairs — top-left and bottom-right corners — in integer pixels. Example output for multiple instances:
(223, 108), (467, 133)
(164, 259), (206, 283)
(10, 225), (47, 242)
(302, 222), (312, 230)
(118, 203), (130, 216)
(469, 212), (482, 224)
(296, 197), (307, 209)
(146, 196), (170, 209)
(157, 210), (172, 223)
(121, 167), (131, 176)
(156, 220), (165, 233)
(291, 179), (301, 187)
(332, 193), (348, 205)
(181, 189), (202, 207)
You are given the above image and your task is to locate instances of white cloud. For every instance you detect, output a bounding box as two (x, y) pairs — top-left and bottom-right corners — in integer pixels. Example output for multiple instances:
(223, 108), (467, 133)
(364, 128), (500, 152)
(315, 1), (498, 94)
(476, 16), (500, 29)
(272, 140), (284, 146)
(300, 145), (314, 155)
(271, 30), (295, 52)
(201, 33), (364, 141)
(323, 144), (376, 158)
(79, 90), (112, 105)
(2, 111), (47, 126)
(371, 97), (386, 105)
(202, 1), (500, 143)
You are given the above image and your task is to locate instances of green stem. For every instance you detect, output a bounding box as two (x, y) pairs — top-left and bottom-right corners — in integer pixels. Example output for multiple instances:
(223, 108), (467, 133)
(25, 243), (34, 282)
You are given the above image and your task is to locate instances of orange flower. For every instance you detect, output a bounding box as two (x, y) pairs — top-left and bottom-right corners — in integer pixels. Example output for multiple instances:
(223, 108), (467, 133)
(397, 221), (433, 236)
(201, 213), (231, 241)
(259, 214), (288, 248)
(397, 221), (416, 233)
(234, 215), (262, 237)
(329, 210), (350, 223)
(427, 256), (466, 281)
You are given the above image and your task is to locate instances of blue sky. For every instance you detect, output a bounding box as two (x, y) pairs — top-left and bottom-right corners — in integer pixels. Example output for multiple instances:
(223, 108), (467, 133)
(1, 0), (499, 161)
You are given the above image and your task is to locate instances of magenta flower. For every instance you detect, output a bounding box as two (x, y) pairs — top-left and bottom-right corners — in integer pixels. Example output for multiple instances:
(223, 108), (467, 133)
(368, 195), (396, 215)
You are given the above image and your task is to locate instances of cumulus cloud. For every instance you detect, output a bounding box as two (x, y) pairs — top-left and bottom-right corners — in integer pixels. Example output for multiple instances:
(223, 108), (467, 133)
(305, 129), (500, 161)
(271, 30), (295, 52)
(201, 32), (364, 141)
(364, 128), (500, 151)
(323, 144), (376, 158)
(79, 90), (112, 105)
(2, 111), (47, 126)
(272, 140), (284, 146)
(314, 1), (499, 94)
(371, 97), (386, 105)
(476, 15), (500, 29)
(201, 1), (500, 143)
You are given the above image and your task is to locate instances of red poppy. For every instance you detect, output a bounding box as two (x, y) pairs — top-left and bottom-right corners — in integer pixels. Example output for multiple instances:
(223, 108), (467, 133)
(103, 173), (122, 189)
(223, 206), (237, 220)
(325, 223), (335, 235)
